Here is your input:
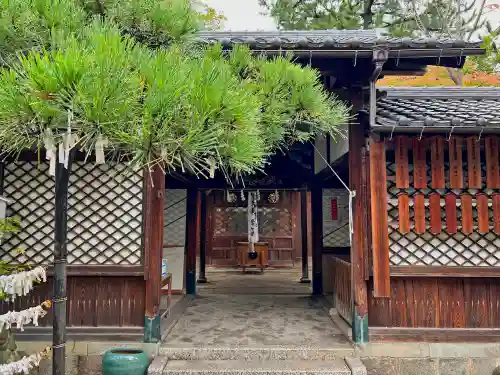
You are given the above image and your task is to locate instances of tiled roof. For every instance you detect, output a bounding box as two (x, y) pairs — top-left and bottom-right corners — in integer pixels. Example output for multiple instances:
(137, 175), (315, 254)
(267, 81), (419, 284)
(373, 87), (500, 133)
(196, 30), (482, 51)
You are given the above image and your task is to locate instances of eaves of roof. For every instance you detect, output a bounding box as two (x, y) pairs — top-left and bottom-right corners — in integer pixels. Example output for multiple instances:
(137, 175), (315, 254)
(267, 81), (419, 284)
(372, 86), (500, 135)
(196, 30), (484, 58)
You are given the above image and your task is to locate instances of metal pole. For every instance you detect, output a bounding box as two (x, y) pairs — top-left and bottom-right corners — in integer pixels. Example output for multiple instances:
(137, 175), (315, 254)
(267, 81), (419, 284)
(197, 191), (207, 283)
(300, 190), (310, 283)
(53, 150), (74, 375)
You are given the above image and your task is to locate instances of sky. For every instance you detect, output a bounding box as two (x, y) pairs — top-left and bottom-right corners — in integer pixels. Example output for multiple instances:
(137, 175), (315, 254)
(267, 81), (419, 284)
(205, 0), (500, 34)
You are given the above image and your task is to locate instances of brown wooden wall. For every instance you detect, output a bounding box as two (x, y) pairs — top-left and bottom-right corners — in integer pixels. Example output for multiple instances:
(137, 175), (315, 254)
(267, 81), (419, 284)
(367, 134), (500, 332)
(0, 272), (145, 327)
(368, 277), (500, 328)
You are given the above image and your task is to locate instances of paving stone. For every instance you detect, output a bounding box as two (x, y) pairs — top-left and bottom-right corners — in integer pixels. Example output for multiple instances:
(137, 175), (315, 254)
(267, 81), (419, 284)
(344, 357), (367, 375)
(36, 355), (78, 375)
(470, 358), (500, 375)
(148, 355), (169, 375)
(438, 358), (469, 375)
(397, 358), (438, 375)
(163, 295), (348, 348)
(361, 357), (399, 375)
(77, 355), (103, 375)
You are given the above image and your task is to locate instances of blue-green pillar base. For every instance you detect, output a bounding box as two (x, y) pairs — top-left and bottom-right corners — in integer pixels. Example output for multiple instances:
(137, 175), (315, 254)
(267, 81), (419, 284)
(186, 271), (196, 295)
(144, 314), (161, 343)
(352, 307), (369, 344)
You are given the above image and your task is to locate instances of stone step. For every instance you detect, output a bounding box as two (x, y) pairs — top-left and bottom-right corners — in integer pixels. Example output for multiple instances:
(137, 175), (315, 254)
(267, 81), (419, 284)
(160, 359), (351, 375)
(159, 347), (355, 361)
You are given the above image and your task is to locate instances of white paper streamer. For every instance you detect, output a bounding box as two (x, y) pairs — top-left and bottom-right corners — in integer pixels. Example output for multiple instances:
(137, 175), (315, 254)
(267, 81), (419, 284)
(95, 134), (108, 165)
(0, 304), (48, 331)
(0, 267), (47, 301)
(0, 347), (50, 375)
(43, 130), (57, 176)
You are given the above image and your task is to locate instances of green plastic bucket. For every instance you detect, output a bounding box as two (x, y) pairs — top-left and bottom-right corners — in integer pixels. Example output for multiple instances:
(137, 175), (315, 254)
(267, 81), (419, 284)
(102, 348), (149, 375)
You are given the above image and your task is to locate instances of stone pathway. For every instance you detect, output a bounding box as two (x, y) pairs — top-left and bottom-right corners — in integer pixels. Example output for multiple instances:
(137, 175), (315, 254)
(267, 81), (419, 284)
(163, 294), (349, 347)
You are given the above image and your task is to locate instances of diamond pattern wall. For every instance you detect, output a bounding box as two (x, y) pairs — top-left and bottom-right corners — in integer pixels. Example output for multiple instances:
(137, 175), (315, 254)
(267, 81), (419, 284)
(67, 162), (142, 265)
(2, 161), (55, 265)
(387, 159), (500, 267)
(323, 189), (350, 247)
(1, 161), (143, 265)
(164, 189), (187, 247)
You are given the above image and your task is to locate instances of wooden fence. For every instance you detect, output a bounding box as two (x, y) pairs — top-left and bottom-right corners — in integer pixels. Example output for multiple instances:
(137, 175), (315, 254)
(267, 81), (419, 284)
(332, 256), (352, 325)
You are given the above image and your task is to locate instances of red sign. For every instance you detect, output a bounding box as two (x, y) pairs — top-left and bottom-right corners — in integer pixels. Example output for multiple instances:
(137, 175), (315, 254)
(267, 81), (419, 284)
(331, 199), (338, 220)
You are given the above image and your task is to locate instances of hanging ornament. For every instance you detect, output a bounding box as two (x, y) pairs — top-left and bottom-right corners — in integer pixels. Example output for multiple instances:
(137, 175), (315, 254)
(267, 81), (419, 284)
(226, 190), (236, 203)
(240, 189), (245, 202)
(95, 133), (108, 165)
(247, 191), (259, 259)
(268, 189), (280, 204)
(207, 157), (217, 178)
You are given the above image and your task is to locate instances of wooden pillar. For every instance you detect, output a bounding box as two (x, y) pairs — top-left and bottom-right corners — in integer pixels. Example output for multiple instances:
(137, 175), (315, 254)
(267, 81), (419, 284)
(349, 113), (369, 344)
(197, 191), (207, 283)
(143, 166), (165, 343)
(300, 189), (310, 283)
(185, 188), (197, 294)
(311, 186), (323, 295)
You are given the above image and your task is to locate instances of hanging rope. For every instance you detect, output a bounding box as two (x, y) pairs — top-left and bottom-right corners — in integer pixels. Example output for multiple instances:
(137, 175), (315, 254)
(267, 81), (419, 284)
(312, 143), (355, 246)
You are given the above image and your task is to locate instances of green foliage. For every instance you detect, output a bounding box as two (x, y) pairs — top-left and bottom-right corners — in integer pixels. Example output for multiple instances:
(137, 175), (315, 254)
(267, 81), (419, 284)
(0, 0), (349, 179)
(259, 0), (487, 37)
(469, 24), (500, 73)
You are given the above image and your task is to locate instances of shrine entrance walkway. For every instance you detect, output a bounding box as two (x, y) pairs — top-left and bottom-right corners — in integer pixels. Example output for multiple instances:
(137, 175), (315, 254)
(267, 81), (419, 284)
(162, 294), (350, 347)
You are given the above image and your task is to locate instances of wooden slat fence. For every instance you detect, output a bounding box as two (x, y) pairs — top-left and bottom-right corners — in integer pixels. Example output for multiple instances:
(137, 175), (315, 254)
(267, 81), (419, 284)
(332, 256), (353, 325)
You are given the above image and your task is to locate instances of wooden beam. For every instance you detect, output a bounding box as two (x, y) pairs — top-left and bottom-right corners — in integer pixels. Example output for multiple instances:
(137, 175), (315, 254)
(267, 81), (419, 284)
(398, 194), (410, 234)
(448, 136), (463, 189)
(390, 266), (500, 277)
(144, 166), (165, 343)
(476, 194), (490, 233)
(430, 136), (445, 189)
(311, 186), (323, 295)
(412, 138), (427, 188)
(185, 188), (198, 295)
(369, 327), (500, 343)
(485, 136), (500, 188)
(414, 194), (426, 234)
(395, 136), (409, 188)
(429, 193), (442, 234)
(369, 138), (390, 298)
(445, 194), (458, 234)
(198, 191), (208, 283)
(300, 190), (310, 283)
(461, 194), (473, 234)
(467, 136), (482, 188)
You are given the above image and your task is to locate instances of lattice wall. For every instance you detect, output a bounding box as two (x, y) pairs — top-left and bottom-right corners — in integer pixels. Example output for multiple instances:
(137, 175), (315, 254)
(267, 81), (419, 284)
(323, 189), (350, 247)
(164, 189), (187, 247)
(2, 161), (143, 265)
(387, 135), (500, 267)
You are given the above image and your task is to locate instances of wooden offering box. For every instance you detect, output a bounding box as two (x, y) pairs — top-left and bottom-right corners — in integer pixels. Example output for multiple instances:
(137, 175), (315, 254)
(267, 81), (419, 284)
(237, 242), (269, 273)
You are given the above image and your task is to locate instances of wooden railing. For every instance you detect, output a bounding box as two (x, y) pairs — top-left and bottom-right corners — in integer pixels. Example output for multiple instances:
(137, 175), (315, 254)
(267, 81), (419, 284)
(332, 256), (353, 325)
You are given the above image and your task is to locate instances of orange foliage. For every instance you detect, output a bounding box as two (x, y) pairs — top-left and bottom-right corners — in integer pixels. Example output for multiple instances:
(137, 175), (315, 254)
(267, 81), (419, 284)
(378, 65), (500, 86)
